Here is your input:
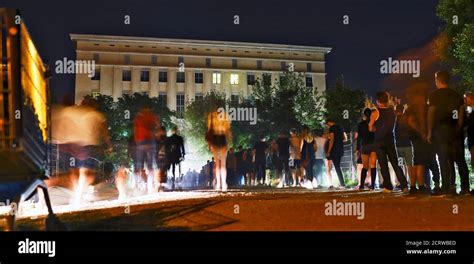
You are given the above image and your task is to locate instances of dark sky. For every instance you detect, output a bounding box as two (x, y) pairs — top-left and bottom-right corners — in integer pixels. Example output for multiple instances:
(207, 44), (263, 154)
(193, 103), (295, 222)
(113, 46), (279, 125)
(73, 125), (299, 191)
(1, 0), (442, 102)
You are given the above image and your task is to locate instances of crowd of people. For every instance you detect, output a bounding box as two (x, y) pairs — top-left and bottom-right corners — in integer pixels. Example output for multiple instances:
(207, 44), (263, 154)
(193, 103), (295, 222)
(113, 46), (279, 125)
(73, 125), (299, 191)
(209, 71), (474, 195)
(52, 70), (474, 203)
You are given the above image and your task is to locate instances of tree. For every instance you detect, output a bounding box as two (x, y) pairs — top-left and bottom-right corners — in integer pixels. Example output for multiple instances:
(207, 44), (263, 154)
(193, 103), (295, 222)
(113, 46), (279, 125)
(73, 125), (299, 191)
(437, 0), (474, 91)
(82, 93), (174, 167)
(325, 76), (367, 132)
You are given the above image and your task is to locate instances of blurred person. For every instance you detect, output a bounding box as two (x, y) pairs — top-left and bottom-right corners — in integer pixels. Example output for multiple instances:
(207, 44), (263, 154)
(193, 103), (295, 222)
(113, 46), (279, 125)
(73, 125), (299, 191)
(205, 111), (232, 192)
(394, 105), (413, 187)
(427, 71), (469, 195)
(226, 147), (237, 187)
(289, 128), (303, 187)
(275, 131), (291, 188)
(405, 87), (430, 194)
(313, 129), (327, 188)
(325, 119), (346, 189)
(155, 126), (170, 192)
(235, 146), (245, 186)
(301, 128), (316, 189)
(369, 91), (408, 193)
(133, 108), (159, 194)
(253, 135), (268, 185)
(168, 126), (185, 190)
(357, 108), (377, 190)
(50, 99), (112, 206)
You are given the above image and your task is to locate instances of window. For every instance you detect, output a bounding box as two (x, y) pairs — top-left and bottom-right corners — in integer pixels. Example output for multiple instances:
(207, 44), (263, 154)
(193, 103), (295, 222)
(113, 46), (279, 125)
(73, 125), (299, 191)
(93, 53), (100, 63)
(176, 72), (185, 83)
(257, 60), (262, 70)
(247, 74), (256, 85)
(91, 69), (100, 81)
(178, 57), (184, 64)
(205, 58), (211, 68)
(230, 73), (239, 85)
(140, 70), (150, 82)
(195, 72), (203, 84)
(281, 61), (287, 71)
(231, 94), (239, 104)
(122, 70), (131, 81)
(307, 63), (312, 72)
(305, 75), (313, 87)
(158, 92), (167, 105)
(279, 74), (286, 85)
(232, 59), (238, 69)
(151, 55), (158, 65)
(159, 71), (167, 82)
(124, 55), (130, 64)
(176, 93), (185, 118)
(195, 93), (204, 101)
(212, 72), (221, 84)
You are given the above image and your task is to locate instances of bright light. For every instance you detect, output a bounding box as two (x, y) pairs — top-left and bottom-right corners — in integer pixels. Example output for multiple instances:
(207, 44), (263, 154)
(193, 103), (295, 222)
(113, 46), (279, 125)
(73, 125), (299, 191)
(230, 73), (239, 85)
(212, 72), (221, 84)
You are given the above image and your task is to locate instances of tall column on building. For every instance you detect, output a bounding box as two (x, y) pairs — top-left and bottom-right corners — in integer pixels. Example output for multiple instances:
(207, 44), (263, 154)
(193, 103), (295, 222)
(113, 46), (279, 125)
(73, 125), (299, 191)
(203, 70), (212, 94)
(167, 69), (177, 111)
(185, 70), (195, 103)
(222, 71), (231, 99)
(112, 67), (123, 101)
(99, 66), (113, 96)
(149, 69), (159, 97)
(239, 72), (246, 99)
(131, 68), (140, 94)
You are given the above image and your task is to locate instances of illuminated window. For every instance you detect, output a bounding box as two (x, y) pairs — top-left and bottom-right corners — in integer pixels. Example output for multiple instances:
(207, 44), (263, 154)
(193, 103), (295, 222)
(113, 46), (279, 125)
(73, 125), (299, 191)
(212, 72), (221, 84)
(230, 73), (239, 85)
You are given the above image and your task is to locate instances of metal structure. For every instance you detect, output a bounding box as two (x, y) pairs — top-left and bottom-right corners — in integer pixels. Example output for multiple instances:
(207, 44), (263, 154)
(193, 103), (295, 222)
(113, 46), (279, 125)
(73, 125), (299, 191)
(0, 8), (62, 231)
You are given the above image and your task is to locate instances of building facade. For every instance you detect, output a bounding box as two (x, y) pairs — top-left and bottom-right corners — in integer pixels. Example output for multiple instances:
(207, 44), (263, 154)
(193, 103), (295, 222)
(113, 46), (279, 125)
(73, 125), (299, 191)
(71, 34), (331, 115)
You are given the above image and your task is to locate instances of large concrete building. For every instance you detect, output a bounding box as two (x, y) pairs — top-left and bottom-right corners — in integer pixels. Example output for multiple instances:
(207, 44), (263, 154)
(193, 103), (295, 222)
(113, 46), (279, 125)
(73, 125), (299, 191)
(71, 34), (331, 116)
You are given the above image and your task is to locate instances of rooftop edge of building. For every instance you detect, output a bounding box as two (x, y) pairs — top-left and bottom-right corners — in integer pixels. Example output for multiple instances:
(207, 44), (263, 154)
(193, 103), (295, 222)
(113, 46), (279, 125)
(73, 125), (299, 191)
(70, 34), (332, 54)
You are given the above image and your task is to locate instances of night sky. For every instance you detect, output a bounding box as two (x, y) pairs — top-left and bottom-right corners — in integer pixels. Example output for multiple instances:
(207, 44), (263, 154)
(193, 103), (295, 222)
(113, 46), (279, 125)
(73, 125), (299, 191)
(0, 0), (442, 103)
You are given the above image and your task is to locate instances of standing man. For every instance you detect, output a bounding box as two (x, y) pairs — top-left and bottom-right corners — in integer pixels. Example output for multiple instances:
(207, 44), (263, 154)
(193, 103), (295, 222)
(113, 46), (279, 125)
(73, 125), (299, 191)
(427, 71), (469, 195)
(168, 126), (185, 190)
(326, 119), (346, 189)
(369, 91), (408, 193)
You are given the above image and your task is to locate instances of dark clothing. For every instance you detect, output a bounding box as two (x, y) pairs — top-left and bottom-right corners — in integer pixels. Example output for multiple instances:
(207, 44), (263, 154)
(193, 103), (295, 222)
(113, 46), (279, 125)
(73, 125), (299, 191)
(374, 108), (396, 144)
(330, 154), (345, 187)
(301, 140), (316, 161)
(254, 141), (268, 164)
(276, 137), (291, 158)
(394, 116), (412, 148)
(429, 88), (468, 191)
(168, 134), (185, 164)
(155, 135), (170, 170)
(357, 120), (375, 149)
(428, 88), (464, 143)
(208, 134), (227, 147)
(302, 140), (316, 181)
(375, 141), (408, 190)
(329, 124), (344, 156)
